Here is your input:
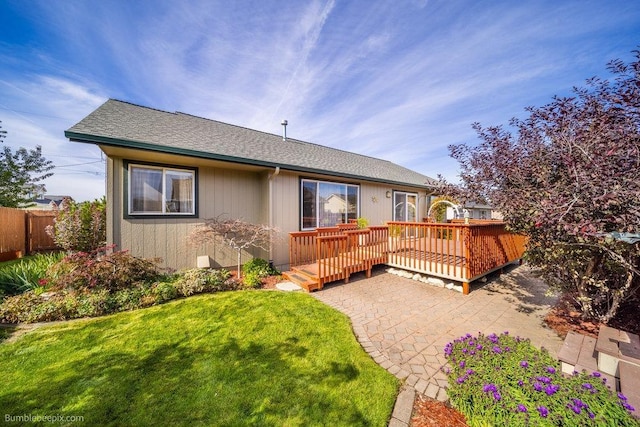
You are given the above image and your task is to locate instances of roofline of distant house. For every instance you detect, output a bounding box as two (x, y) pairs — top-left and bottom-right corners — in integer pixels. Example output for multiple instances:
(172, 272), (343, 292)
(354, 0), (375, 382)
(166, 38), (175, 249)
(65, 131), (436, 190)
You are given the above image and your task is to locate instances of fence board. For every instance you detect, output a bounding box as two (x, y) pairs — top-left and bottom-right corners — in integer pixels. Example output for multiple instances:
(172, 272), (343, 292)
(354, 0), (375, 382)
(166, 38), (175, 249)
(0, 207), (58, 261)
(0, 207), (26, 260)
(27, 211), (57, 252)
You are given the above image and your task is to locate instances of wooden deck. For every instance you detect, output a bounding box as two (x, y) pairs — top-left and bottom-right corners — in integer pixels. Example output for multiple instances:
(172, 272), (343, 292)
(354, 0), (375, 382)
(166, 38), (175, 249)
(284, 221), (527, 294)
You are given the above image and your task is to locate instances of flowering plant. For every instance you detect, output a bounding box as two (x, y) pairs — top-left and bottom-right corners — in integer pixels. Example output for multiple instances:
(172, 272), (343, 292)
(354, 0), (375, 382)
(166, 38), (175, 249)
(444, 332), (637, 426)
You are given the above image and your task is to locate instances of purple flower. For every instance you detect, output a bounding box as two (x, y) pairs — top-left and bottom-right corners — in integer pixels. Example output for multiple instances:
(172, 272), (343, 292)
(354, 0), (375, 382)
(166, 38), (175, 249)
(544, 384), (560, 396)
(504, 346), (511, 352)
(569, 404), (582, 414)
(588, 412), (595, 419)
(517, 404), (527, 413)
(459, 360), (466, 368)
(466, 369), (475, 375)
(582, 383), (593, 390)
(488, 333), (499, 343)
(591, 371), (601, 378)
(533, 382), (543, 392)
(537, 406), (549, 418)
(477, 344), (483, 350)
(517, 380), (524, 386)
(493, 392), (502, 401)
(492, 346), (502, 354)
(520, 361), (529, 368)
(618, 392), (628, 401)
(546, 366), (556, 374)
(469, 350), (476, 356)
(622, 402), (635, 412)
(536, 376), (551, 384)
(462, 348), (468, 354)
(503, 331), (509, 335)
(483, 383), (497, 393)
(456, 376), (466, 384)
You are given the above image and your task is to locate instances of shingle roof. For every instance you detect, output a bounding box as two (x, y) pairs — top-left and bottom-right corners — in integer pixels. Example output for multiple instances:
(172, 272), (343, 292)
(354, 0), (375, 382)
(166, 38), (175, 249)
(66, 99), (436, 188)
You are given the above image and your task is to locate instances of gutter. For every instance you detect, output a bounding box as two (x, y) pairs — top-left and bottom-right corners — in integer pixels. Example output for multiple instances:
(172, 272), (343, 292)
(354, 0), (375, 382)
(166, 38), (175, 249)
(268, 167), (281, 268)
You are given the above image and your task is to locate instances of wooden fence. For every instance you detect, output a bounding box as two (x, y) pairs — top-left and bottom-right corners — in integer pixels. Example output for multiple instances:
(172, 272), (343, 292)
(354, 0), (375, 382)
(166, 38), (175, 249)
(0, 207), (58, 261)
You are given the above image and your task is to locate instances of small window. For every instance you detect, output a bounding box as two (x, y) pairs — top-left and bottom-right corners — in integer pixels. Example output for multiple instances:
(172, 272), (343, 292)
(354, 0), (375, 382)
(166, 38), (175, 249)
(301, 179), (359, 229)
(128, 163), (196, 215)
(393, 191), (418, 221)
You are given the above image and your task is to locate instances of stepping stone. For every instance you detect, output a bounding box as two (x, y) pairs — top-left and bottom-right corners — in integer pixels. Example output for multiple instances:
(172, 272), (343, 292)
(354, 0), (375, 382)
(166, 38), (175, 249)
(276, 281), (303, 292)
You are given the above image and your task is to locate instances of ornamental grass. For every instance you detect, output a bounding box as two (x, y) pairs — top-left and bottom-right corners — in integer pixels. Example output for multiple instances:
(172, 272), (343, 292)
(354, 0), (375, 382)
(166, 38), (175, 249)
(444, 331), (638, 426)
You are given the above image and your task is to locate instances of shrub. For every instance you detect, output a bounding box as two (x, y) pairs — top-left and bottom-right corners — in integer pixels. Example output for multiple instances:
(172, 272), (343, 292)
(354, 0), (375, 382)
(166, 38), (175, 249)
(0, 252), (65, 296)
(152, 281), (178, 303)
(173, 269), (236, 296)
(46, 197), (106, 252)
(49, 248), (161, 292)
(241, 258), (278, 288)
(444, 331), (637, 426)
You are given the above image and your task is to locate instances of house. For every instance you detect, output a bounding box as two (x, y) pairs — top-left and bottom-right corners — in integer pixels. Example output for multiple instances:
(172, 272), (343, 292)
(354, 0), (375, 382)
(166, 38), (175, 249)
(65, 99), (436, 271)
(26, 195), (73, 210)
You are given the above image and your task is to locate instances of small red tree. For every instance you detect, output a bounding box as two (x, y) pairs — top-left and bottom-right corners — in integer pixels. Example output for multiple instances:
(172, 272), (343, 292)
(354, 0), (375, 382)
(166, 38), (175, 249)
(189, 216), (278, 278)
(443, 50), (640, 323)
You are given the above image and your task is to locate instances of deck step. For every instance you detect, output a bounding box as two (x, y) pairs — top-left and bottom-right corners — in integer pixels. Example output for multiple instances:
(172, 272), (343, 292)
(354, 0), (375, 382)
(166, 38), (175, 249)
(619, 361), (640, 418)
(558, 331), (616, 385)
(282, 271), (320, 292)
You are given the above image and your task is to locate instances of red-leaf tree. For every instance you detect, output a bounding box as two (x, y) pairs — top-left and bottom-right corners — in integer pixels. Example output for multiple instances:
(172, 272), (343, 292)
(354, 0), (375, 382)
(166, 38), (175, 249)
(443, 50), (640, 323)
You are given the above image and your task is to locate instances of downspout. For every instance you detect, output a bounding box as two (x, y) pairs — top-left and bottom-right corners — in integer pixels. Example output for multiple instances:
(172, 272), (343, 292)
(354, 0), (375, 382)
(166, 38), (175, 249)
(268, 166), (281, 268)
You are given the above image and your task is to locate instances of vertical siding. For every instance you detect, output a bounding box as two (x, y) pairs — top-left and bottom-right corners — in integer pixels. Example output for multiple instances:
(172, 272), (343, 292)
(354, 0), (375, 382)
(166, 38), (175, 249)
(114, 157), (265, 270)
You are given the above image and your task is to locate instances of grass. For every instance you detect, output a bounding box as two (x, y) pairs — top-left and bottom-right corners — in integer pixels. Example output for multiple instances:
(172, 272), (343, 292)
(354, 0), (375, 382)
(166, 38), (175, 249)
(0, 291), (399, 426)
(0, 252), (65, 296)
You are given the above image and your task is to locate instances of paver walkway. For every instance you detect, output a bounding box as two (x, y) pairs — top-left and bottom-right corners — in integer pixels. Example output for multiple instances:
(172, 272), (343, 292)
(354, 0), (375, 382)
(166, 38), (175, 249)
(312, 264), (564, 405)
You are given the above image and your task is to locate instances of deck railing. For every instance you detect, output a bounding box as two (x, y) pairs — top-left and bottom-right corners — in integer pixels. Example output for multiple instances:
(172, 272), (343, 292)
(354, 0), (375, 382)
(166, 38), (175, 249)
(289, 221), (526, 293)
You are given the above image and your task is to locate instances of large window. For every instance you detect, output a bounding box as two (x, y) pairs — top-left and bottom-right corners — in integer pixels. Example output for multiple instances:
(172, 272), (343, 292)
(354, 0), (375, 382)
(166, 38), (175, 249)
(393, 191), (417, 222)
(128, 163), (196, 216)
(301, 179), (359, 229)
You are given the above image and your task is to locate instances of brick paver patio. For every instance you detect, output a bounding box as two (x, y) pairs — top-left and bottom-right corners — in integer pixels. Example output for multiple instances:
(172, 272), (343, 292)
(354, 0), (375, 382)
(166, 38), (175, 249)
(312, 264), (564, 402)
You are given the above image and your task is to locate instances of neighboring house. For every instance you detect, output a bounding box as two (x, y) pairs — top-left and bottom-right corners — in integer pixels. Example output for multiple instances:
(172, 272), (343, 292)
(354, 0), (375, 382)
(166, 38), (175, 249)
(65, 99), (436, 271)
(27, 195), (73, 210)
(463, 202), (503, 221)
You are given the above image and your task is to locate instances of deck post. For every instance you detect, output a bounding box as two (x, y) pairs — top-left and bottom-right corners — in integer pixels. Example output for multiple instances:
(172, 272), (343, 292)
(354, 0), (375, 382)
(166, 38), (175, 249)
(462, 282), (470, 295)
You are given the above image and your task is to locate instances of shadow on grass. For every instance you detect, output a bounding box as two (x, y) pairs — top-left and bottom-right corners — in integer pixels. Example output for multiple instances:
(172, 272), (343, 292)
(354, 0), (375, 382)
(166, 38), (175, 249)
(1, 331), (371, 426)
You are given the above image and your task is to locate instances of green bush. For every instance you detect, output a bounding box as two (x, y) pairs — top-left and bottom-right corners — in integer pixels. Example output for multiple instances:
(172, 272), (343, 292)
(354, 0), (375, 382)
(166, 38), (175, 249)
(0, 252), (65, 296)
(241, 258), (278, 288)
(0, 265), (240, 323)
(174, 268), (236, 296)
(49, 248), (161, 292)
(444, 331), (638, 426)
(152, 281), (178, 303)
(47, 197), (106, 252)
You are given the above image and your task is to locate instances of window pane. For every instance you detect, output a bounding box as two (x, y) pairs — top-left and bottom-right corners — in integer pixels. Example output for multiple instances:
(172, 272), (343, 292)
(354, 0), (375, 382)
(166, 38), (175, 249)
(301, 180), (360, 230)
(393, 192), (418, 221)
(131, 167), (162, 213)
(166, 170), (194, 213)
(319, 182), (344, 227)
(347, 186), (358, 222)
(302, 181), (317, 229)
(394, 192), (404, 221)
(406, 194), (417, 222)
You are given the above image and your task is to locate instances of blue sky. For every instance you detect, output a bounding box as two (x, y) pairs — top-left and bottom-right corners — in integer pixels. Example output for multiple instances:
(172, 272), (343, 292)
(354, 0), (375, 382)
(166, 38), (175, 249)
(1, 0), (639, 201)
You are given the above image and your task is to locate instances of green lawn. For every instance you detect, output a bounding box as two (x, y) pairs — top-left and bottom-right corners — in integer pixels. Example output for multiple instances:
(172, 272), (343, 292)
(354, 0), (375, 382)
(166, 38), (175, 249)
(0, 291), (399, 426)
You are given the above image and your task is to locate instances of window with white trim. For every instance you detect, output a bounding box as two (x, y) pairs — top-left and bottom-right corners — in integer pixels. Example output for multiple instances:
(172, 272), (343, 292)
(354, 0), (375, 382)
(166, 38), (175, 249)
(128, 164), (196, 215)
(301, 179), (359, 230)
(393, 191), (418, 221)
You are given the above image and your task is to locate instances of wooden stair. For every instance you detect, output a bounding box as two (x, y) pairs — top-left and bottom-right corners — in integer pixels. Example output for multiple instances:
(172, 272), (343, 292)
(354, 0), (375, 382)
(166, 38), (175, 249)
(282, 268), (320, 292)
